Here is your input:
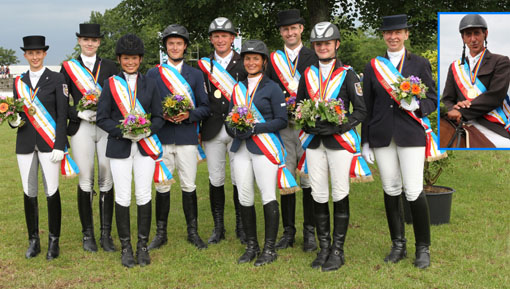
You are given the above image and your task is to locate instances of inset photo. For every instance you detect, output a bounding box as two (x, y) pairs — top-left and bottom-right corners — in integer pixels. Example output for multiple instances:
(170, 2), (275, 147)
(439, 12), (510, 149)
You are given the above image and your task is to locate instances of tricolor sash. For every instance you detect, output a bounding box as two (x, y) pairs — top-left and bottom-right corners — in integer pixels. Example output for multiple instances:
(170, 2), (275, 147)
(197, 57), (237, 101)
(296, 65), (373, 182)
(371, 56), (447, 161)
(270, 50), (301, 96)
(109, 76), (174, 184)
(62, 59), (102, 95)
(451, 59), (510, 133)
(15, 76), (80, 177)
(232, 82), (299, 194)
(158, 64), (206, 162)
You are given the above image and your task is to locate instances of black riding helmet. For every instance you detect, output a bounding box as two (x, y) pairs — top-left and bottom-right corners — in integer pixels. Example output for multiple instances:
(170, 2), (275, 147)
(115, 34), (144, 56)
(161, 24), (190, 46)
(208, 17), (236, 35)
(459, 14), (488, 33)
(240, 39), (269, 59)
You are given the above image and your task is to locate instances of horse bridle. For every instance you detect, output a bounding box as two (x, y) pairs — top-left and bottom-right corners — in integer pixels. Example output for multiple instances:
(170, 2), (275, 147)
(445, 118), (466, 148)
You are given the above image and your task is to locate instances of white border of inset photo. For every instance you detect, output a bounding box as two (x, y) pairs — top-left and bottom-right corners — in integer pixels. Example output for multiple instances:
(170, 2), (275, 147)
(438, 12), (510, 150)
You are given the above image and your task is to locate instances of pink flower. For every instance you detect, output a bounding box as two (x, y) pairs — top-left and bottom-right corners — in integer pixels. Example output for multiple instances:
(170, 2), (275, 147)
(139, 117), (146, 125)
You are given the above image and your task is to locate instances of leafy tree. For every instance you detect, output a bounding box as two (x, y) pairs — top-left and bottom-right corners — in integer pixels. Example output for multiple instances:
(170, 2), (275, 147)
(0, 47), (19, 65)
(355, 0), (509, 49)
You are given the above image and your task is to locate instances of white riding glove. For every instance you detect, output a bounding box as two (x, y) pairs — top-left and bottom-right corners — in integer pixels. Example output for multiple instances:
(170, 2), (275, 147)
(8, 113), (22, 127)
(77, 110), (97, 122)
(50, 149), (65, 163)
(361, 143), (375, 165)
(124, 131), (151, 143)
(400, 97), (420, 112)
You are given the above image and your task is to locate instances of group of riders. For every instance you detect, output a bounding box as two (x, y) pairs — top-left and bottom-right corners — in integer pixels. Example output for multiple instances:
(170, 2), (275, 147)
(9, 9), (509, 272)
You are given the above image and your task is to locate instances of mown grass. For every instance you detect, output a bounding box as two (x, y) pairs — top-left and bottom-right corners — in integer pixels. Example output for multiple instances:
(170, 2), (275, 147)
(0, 124), (509, 288)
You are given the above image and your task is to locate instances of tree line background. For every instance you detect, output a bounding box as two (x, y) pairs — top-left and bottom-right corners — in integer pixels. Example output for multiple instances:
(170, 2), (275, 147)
(67, 0), (508, 74)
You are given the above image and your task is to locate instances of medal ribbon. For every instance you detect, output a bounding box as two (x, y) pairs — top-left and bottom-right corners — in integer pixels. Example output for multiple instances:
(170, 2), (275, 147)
(470, 48), (486, 85)
(245, 75), (263, 109)
(318, 60), (336, 101)
(232, 81), (298, 193)
(15, 76), (80, 177)
(296, 65), (373, 182)
(284, 48), (299, 78)
(371, 56), (447, 161)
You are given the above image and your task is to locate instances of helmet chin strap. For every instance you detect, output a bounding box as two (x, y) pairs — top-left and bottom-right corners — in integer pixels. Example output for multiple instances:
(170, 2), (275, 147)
(169, 57), (184, 62)
(248, 70), (263, 76)
(319, 56), (336, 62)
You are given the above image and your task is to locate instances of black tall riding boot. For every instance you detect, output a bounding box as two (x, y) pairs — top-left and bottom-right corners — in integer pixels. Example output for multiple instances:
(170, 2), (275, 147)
(182, 190), (207, 249)
(136, 201), (152, 266)
(322, 196), (349, 272)
(46, 190), (61, 260)
(208, 183), (225, 244)
(116, 203), (135, 268)
(99, 188), (116, 252)
(24, 194), (40, 259)
(148, 191), (170, 250)
(237, 205), (259, 264)
(409, 192), (431, 269)
(77, 185), (97, 252)
(383, 193), (407, 263)
(275, 194), (295, 250)
(311, 200), (331, 269)
(233, 186), (246, 244)
(302, 187), (317, 252)
(254, 200), (279, 266)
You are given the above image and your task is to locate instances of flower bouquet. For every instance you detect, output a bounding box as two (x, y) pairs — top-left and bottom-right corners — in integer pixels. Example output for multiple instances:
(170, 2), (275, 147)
(226, 105), (256, 132)
(285, 95), (297, 117)
(294, 98), (347, 129)
(117, 111), (151, 136)
(162, 94), (193, 122)
(76, 90), (100, 111)
(393, 75), (428, 105)
(0, 96), (25, 126)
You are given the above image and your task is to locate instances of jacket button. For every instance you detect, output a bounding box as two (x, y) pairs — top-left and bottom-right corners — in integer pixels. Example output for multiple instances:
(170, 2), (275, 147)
(390, 104), (393, 108)
(222, 101), (225, 105)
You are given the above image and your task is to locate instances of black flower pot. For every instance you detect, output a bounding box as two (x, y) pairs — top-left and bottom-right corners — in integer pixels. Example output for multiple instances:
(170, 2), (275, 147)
(402, 185), (455, 225)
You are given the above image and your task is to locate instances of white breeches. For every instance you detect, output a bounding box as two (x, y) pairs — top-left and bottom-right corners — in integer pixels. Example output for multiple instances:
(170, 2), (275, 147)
(17, 151), (60, 197)
(70, 120), (113, 192)
(202, 126), (235, 187)
(306, 143), (353, 203)
(155, 144), (198, 193)
(373, 139), (425, 201)
(280, 126), (310, 188)
(233, 142), (278, 206)
(109, 143), (154, 207)
(468, 119), (510, 148)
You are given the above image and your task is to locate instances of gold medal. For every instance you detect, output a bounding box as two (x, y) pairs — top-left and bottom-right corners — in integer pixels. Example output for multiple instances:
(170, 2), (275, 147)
(214, 89), (222, 99)
(467, 88), (478, 99)
(28, 106), (36, 116)
(288, 81), (298, 91)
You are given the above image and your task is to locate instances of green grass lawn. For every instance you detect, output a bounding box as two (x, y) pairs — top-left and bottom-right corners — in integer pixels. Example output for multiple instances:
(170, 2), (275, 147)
(0, 124), (509, 288)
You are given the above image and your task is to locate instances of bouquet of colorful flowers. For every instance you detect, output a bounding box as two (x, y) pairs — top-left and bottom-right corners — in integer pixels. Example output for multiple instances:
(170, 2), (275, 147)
(117, 111), (151, 136)
(0, 96), (25, 126)
(393, 75), (428, 105)
(76, 90), (100, 111)
(294, 98), (347, 129)
(162, 94), (193, 121)
(285, 95), (297, 117)
(226, 105), (256, 132)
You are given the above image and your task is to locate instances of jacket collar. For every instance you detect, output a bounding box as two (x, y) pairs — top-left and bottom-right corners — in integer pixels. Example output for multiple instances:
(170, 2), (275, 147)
(22, 67), (50, 89)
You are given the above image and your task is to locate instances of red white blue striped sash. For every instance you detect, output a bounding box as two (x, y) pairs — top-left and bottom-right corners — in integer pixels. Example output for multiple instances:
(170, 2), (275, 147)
(197, 57), (236, 101)
(15, 76), (80, 177)
(109, 76), (173, 183)
(371, 56), (447, 161)
(232, 82), (298, 193)
(62, 59), (102, 95)
(270, 50), (301, 96)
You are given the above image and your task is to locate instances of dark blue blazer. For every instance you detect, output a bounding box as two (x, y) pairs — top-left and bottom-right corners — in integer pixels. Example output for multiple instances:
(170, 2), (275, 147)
(96, 72), (164, 158)
(146, 63), (210, 145)
(228, 75), (288, 155)
(12, 68), (68, 153)
(361, 52), (437, 148)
